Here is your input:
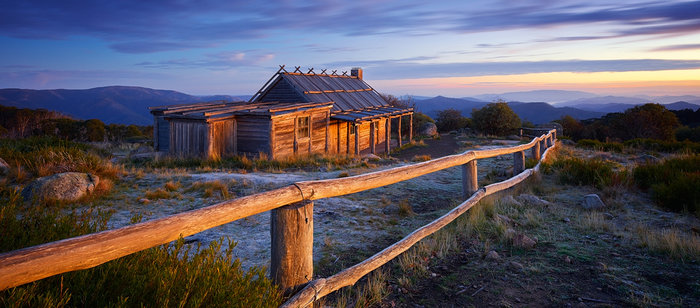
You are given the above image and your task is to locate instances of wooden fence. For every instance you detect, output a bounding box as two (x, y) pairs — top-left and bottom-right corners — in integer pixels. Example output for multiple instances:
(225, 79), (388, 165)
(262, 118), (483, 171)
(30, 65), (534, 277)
(0, 130), (557, 307)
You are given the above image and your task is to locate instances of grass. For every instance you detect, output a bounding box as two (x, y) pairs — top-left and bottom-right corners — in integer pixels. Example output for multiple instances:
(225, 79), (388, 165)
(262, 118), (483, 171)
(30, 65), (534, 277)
(633, 224), (700, 261)
(186, 180), (232, 200)
(129, 152), (367, 172)
(411, 154), (431, 162)
(0, 136), (120, 184)
(576, 138), (700, 154)
(0, 185), (282, 307)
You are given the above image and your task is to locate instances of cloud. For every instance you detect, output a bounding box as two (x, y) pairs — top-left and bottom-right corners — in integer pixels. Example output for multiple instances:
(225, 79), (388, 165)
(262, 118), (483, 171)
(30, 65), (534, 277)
(0, 69), (166, 88)
(651, 43), (700, 52)
(136, 50), (275, 69)
(354, 59), (700, 80)
(3, 1), (699, 53)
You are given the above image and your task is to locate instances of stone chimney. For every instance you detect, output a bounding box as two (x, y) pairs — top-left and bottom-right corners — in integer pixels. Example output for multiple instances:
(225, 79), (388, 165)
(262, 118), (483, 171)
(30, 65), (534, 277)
(351, 67), (363, 80)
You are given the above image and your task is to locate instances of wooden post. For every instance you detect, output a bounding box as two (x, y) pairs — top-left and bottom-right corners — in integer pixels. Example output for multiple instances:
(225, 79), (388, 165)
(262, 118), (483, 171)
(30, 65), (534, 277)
(547, 136), (552, 148)
(354, 123), (360, 155)
(539, 139), (545, 151)
(153, 117), (159, 151)
(531, 141), (540, 161)
(346, 122), (350, 154)
(325, 111), (330, 154)
(233, 120), (238, 156)
(293, 117), (298, 154)
(461, 160), (478, 199)
(398, 116), (403, 147)
(408, 113), (413, 143)
(271, 201), (314, 294)
(370, 122), (376, 154)
(385, 118), (390, 154)
(308, 115), (313, 154)
(513, 151), (525, 175)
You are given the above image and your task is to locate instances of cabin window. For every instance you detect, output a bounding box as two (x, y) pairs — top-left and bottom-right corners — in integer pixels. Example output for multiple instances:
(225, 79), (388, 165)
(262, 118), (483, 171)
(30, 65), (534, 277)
(297, 116), (310, 138)
(349, 124), (355, 135)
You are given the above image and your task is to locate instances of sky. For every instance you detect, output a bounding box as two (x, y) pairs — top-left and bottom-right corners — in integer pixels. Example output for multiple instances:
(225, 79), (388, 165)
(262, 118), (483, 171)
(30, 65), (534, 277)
(1, 0), (700, 97)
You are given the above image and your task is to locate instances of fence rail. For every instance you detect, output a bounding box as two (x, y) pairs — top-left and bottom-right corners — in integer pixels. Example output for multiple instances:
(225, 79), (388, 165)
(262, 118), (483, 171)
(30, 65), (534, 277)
(0, 130), (557, 306)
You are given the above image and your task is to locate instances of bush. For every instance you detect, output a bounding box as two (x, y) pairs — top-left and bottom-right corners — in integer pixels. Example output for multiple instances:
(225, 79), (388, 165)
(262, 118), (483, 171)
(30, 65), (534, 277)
(676, 126), (700, 142)
(634, 155), (700, 215)
(471, 101), (520, 136)
(435, 109), (469, 132)
(0, 187), (281, 307)
(543, 157), (626, 189)
(576, 139), (624, 152)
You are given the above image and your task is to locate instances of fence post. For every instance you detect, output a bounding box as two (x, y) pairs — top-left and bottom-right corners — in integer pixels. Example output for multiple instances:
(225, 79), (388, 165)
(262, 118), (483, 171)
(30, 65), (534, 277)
(271, 201), (314, 294)
(531, 141), (540, 161)
(547, 136), (553, 148)
(461, 160), (478, 199)
(513, 151), (525, 175)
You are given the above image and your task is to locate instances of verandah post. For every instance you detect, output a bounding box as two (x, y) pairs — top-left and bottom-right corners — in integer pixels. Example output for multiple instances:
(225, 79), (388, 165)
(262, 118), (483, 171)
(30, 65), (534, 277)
(461, 160), (478, 199)
(270, 201), (314, 294)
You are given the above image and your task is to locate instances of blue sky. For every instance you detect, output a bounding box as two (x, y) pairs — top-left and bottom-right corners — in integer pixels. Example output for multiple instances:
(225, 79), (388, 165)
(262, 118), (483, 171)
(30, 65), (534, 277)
(1, 0), (700, 97)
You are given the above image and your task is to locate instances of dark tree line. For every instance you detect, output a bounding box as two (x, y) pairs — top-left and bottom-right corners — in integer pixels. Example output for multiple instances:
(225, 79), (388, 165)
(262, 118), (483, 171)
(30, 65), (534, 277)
(0, 105), (152, 142)
(559, 103), (699, 142)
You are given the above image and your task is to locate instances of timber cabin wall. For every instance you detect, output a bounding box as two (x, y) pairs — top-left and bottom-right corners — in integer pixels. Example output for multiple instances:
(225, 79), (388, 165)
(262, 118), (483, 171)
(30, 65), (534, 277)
(169, 119), (208, 157)
(271, 109), (330, 159)
(236, 115), (271, 155)
(209, 119), (236, 158)
(154, 116), (170, 152)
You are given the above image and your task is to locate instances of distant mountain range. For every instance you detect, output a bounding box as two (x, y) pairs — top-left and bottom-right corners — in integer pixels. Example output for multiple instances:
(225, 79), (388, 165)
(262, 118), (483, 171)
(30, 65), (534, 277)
(413, 96), (606, 124)
(1, 86), (698, 126)
(0, 86), (246, 125)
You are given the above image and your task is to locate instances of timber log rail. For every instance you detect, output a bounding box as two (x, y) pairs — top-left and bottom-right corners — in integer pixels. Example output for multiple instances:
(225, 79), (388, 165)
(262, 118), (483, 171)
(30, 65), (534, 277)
(0, 130), (557, 307)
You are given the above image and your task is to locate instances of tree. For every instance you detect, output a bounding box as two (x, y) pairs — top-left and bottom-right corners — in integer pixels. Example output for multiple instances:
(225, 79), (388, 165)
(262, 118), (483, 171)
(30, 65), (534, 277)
(435, 109), (470, 132)
(559, 115), (584, 140)
(620, 103), (679, 140)
(84, 119), (106, 142)
(471, 101), (520, 136)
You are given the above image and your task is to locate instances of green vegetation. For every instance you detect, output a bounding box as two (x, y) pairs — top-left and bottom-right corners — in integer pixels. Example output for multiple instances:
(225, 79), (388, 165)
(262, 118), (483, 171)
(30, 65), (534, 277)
(471, 101), (521, 136)
(542, 157), (625, 189)
(435, 108), (470, 132)
(0, 186), (281, 307)
(0, 136), (120, 184)
(634, 155), (700, 215)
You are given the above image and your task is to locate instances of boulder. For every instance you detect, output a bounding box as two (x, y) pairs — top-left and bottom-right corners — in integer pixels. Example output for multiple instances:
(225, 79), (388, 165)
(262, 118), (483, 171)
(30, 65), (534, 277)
(22, 172), (100, 202)
(418, 122), (438, 137)
(0, 157), (9, 175)
(512, 233), (537, 249)
(485, 250), (500, 260)
(582, 194), (605, 209)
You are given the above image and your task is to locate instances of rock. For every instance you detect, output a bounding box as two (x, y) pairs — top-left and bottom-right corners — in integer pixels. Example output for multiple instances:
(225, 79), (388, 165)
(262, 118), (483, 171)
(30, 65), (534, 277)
(582, 194), (606, 209)
(22, 172), (100, 202)
(139, 198), (151, 204)
(509, 261), (524, 270)
(512, 233), (536, 249)
(0, 157), (9, 175)
(562, 217), (571, 223)
(418, 122), (438, 137)
(516, 194), (550, 207)
(485, 250), (500, 260)
(362, 153), (381, 161)
(563, 255), (572, 264)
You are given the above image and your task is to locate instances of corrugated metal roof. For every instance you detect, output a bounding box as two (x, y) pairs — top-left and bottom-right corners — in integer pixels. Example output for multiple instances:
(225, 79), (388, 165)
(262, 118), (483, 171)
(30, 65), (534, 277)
(153, 101), (333, 121)
(256, 72), (389, 112)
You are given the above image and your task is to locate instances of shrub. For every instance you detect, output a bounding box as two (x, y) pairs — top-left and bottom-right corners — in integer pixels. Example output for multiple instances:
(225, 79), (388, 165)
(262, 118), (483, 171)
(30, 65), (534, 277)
(471, 101), (520, 136)
(544, 157), (624, 189)
(0, 186), (281, 307)
(435, 109), (469, 132)
(634, 155), (700, 215)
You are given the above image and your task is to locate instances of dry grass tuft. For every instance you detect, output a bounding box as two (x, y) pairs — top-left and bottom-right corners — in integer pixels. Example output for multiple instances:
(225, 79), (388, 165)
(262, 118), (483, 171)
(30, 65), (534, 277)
(163, 180), (181, 192)
(397, 199), (416, 217)
(411, 154), (432, 162)
(634, 225), (700, 261)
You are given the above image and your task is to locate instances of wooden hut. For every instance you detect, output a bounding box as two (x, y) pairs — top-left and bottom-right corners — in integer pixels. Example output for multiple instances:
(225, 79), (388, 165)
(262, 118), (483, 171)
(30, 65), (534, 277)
(251, 66), (414, 156)
(150, 66), (414, 159)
